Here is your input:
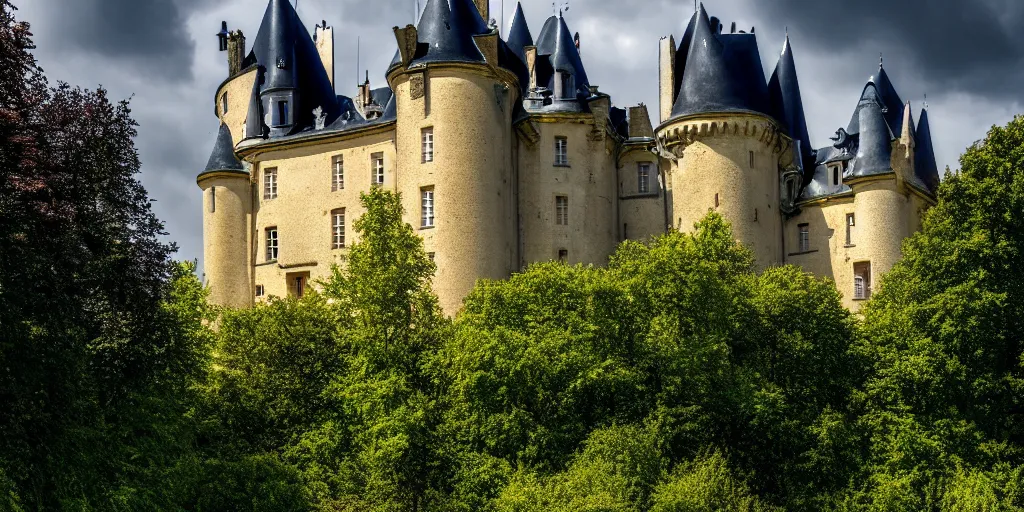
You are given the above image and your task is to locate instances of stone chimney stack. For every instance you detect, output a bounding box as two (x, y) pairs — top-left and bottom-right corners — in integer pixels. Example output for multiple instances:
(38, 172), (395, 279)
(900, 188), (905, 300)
(227, 30), (246, 76)
(474, 0), (489, 24)
(314, 21), (335, 88)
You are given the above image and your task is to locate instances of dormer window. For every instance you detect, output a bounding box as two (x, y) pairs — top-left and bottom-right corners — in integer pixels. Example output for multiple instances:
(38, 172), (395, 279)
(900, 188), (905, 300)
(830, 162), (846, 186)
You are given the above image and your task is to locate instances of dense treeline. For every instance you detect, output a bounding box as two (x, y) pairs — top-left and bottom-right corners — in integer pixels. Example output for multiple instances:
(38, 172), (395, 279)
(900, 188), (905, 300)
(4, 1), (1024, 509)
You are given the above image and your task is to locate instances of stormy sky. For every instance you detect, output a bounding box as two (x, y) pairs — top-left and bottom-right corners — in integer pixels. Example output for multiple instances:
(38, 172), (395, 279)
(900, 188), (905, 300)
(16, 0), (1023, 271)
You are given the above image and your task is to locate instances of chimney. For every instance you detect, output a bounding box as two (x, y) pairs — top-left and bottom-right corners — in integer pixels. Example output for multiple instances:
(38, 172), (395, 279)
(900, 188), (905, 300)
(314, 22), (335, 87)
(227, 30), (246, 76)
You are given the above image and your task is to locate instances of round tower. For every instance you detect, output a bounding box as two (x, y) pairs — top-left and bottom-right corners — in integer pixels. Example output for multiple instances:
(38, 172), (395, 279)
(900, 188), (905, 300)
(655, 6), (787, 268)
(388, 0), (519, 314)
(198, 123), (252, 308)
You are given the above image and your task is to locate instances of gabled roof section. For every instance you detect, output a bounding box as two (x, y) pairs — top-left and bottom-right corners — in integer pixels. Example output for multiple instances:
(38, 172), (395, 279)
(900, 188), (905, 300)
(202, 124), (246, 177)
(768, 34), (814, 182)
(670, 4), (770, 121)
(915, 107), (940, 192)
(246, 0), (339, 137)
(412, 0), (488, 66)
(506, 2), (533, 62)
(848, 64), (904, 137)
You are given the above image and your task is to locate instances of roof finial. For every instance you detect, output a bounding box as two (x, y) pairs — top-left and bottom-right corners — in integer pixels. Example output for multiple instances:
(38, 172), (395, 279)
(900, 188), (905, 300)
(924, 93), (929, 111)
(879, 52), (883, 69)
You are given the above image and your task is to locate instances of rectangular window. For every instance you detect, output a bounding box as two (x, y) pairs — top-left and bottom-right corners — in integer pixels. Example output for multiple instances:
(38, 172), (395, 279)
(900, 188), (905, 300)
(638, 163), (651, 194)
(798, 223), (810, 253)
(287, 273), (309, 299)
(846, 213), (856, 246)
(209, 186), (216, 213)
(853, 261), (872, 300)
(221, 93), (228, 115)
(427, 252), (435, 262)
(264, 167), (278, 199)
(422, 127), (434, 163)
(276, 100), (289, 126)
(372, 153), (385, 186)
(266, 227), (278, 261)
(556, 196), (569, 225)
(332, 208), (345, 249)
(421, 187), (435, 228)
(255, 285), (264, 297)
(332, 155), (344, 191)
(558, 249), (568, 262)
(555, 137), (568, 166)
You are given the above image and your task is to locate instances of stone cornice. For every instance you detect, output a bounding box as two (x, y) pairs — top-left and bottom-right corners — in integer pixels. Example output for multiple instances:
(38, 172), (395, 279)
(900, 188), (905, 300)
(655, 113), (792, 160)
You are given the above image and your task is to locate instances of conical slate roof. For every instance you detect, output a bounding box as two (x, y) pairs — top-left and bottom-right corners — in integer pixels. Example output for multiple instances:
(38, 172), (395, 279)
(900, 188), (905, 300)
(915, 108), (940, 192)
(245, 0), (339, 138)
(848, 64), (903, 137)
(850, 83), (893, 178)
(243, 71), (266, 141)
(549, 13), (589, 91)
(768, 35), (814, 181)
(670, 4), (770, 120)
(412, 0), (488, 66)
(672, 12), (698, 105)
(202, 124), (245, 176)
(535, 15), (559, 55)
(506, 2), (533, 63)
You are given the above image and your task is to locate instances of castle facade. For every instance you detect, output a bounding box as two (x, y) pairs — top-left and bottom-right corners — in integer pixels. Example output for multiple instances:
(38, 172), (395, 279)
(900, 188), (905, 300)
(199, 0), (939, 313)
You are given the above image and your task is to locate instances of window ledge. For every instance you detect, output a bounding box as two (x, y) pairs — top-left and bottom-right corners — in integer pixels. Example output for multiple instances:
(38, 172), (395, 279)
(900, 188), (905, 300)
(621, 192), (660, 200)
(553, 163), (571, 168)
(852, 297), (871, 302)
(279, 261), (318, 270)
(420, 225), (435, 231)
(787, 249), (819, 257)
(256, 260), (278, 267)
(844, 244), (857, 248)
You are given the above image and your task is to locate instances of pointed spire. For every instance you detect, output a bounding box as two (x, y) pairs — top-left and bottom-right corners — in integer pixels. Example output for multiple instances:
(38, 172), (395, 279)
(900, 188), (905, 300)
(851, 83), (894, 177)
(670, 3), (769, 120)
(507, 2), (534, 63)
(915, 107), (940, 192)
(847, 65), (904, 138)
(549, 13), (589, 88)
(768, 33), (813, 181)
(202, 124), (245, 176)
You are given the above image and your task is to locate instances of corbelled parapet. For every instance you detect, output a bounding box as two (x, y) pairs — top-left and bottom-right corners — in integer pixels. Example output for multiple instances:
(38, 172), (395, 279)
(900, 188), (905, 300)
(656, 116), (792, 159)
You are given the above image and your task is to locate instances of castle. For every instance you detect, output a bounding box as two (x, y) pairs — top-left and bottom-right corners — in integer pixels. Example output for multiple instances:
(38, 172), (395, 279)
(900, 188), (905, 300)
(198, 0), (940, 314)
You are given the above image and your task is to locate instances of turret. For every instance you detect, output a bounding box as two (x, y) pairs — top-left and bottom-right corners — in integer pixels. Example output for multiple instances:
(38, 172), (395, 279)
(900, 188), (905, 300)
(915, 106), (940, 192)
(655, 4), (787, 268)
(768, 34), (814, 184)
(389, 0), (520, 314)
(197, 124), (252, 308)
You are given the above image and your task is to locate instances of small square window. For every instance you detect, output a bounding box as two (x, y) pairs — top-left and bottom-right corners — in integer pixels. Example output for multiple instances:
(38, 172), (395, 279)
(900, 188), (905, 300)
(422, 127), (434, 163)
(332, 155), (344, 191)
(263, 168), (278, 200)
(556, 196), (569, 225)
(558, 249), (568, 262)
(255, 285), (264, 297)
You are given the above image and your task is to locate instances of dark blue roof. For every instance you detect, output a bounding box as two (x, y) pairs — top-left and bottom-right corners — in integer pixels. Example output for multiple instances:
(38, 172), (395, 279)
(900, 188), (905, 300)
(411, 0), (488, 67)
(915, 108), (940, 192)
(243, 72), (266, 141)
(768, 35), (814, 183)
(670, 5), (770, 120)
(245, 0), (339, 138)
(535, 15), (559, 55)
(849, 83), (894, 178)
(506, 2), (533, 63)
(848, 65), (903, 137)
(672, 12), (698, 104)
(203, 124), (245, 175)
(549, 14), (589, 89)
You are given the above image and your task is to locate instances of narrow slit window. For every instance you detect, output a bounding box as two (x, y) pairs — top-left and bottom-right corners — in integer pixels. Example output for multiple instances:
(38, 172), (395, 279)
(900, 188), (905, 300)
(421, 187), (435, 228)
(638, 163), (651, 194)
(221, 93), (228, 115)
(556, 196), (569, 225)
(846, 213), (856, 246)
(276, 100), (289, 126)
(263, 167), (278, 199)
(265, 227), (279, 261)
(798, 223), (810, 253)
(749, 151), (755, 168)
(332, 155), (344, 191)
(332, 208), (346, 249)
(209, 186), (216, 213)
(422, 127), (434, 163)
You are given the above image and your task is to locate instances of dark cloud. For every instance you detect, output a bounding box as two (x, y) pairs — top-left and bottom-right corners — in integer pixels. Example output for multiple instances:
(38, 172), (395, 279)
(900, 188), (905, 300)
(31, 0), (199, 82)
(748, 0), (1024, 98)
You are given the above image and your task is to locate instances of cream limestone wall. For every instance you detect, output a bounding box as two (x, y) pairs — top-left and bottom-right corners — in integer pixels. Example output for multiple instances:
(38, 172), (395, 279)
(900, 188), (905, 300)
(517, 115), (618, 267)
(618, 147), (668, 242)
(658, 37), (675, 124)
(787, 176), (927, 310)
(216, 68), (257, 145)
(199, 174), (253, 309)
(391, 65), (517, 315)
(659, 114), (786, 269)
(249, 129), (397, 301)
